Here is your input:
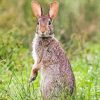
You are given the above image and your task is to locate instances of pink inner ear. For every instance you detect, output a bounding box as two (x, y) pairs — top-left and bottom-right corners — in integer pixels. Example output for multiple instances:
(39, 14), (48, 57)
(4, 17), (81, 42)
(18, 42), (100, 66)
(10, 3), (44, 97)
(49, 10), (54, 18)
(31, 1), (42, 18)
(49, 1), (59, 19)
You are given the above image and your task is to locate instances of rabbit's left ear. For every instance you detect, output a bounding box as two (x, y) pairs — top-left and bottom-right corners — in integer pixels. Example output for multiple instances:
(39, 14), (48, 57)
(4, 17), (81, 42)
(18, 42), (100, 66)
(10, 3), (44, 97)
(31, 1), (42, 18)
(49, 1), (59, 19)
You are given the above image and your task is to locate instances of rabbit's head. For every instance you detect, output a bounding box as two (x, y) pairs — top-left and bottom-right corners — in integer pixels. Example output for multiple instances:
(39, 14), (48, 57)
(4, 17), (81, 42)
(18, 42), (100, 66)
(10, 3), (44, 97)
(32, 1), (59, 37)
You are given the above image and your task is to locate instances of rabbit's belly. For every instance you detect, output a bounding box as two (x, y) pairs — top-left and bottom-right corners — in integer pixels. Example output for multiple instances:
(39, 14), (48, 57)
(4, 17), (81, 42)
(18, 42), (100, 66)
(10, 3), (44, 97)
(42, 46), (59, 66)
(40, 73), (68, 100)
(40, 64), (68, 99)
(41, 81), (65, 100)
(40, 64), (75, 99)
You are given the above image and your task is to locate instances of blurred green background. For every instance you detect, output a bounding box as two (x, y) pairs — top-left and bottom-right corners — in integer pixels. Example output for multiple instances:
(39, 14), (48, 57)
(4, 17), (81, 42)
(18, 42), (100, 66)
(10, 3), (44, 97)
(0, 0), (100, 100)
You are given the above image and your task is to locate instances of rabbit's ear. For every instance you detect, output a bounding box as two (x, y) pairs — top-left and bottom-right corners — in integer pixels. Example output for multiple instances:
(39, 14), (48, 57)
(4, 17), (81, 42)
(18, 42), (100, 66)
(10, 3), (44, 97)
(49, 1), (59, 19)
(31, 1), (42, 18)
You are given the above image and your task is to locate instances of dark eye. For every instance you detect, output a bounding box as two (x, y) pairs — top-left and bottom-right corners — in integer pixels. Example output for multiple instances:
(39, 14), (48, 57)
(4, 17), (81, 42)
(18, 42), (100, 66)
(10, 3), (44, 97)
(48, 21), (51, 25)
(37, 22), (39, 25)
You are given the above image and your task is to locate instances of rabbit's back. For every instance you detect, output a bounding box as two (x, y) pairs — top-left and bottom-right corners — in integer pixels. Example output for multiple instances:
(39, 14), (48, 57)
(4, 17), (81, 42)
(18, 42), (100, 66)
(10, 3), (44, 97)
(33, 36), (75, 99)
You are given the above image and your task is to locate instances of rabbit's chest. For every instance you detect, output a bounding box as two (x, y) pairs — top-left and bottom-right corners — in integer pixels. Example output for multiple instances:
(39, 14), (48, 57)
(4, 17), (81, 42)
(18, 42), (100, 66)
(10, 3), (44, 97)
(39, 42), (56, 61)
(34, 37), (58, 65)
(42, 46), (52, 60)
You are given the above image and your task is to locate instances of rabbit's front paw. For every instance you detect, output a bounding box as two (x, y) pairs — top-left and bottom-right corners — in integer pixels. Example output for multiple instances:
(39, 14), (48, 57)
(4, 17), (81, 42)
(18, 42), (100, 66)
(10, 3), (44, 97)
(29, 76), (37, 83)
(29, 69), (38, 83)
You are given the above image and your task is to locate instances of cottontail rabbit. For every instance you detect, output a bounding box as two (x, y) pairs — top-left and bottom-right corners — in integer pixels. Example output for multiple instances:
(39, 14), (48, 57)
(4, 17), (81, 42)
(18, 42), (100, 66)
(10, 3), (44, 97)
(30, 1), (75, 100)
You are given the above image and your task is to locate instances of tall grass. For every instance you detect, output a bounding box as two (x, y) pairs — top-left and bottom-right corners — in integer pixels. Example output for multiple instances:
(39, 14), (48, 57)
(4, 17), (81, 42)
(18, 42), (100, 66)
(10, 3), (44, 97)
(0, 0), (100, 99)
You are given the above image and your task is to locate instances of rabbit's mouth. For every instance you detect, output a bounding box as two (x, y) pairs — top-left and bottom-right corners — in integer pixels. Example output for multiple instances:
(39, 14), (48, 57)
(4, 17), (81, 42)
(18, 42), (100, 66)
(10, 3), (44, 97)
(36, 31), (54, 38)
(39, 34), (53, 38)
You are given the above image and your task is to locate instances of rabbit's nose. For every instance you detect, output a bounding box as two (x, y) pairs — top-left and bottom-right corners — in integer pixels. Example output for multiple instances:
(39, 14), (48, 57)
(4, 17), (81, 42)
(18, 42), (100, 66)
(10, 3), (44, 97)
(40, 26), (46, 33)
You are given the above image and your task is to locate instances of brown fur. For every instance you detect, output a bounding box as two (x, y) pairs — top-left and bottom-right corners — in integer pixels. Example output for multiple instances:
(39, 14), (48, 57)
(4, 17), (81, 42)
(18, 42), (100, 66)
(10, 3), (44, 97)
(30, 1), (75, 99)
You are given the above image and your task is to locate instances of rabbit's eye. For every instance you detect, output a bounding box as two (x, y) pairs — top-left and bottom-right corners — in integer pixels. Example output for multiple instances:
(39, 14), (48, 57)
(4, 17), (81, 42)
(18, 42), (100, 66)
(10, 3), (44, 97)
(37, 22), (39, 25)
(48, 21), (51, 25)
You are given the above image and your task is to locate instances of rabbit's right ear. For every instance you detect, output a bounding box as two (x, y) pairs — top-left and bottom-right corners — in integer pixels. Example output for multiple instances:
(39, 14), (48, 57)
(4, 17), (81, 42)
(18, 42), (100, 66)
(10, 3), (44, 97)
(49, 1), (59, 19)
(31, 1), (42, 18)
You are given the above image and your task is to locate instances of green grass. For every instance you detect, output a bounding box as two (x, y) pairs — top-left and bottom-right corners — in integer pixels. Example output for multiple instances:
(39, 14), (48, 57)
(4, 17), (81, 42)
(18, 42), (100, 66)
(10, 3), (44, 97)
(0, 0), (100, 99)
(0, 31), (100, 100)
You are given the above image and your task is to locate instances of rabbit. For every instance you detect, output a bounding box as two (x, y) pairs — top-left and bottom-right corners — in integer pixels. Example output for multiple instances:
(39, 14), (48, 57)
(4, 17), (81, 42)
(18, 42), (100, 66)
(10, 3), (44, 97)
(29, 1), (75, 100)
